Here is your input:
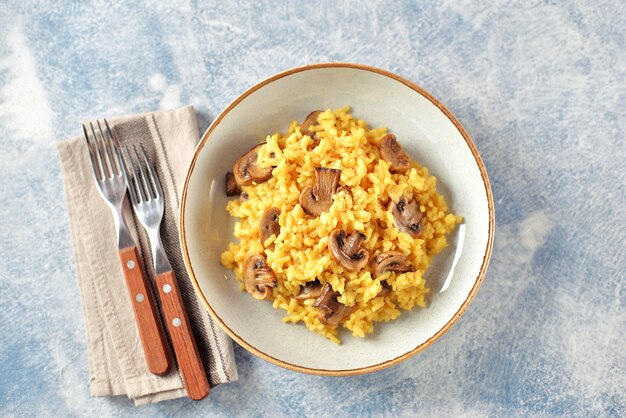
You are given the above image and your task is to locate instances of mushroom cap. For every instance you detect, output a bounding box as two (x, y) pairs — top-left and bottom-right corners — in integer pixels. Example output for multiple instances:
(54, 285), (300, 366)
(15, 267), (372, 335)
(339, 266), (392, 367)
(300, 110), (323, 139)
(379, 133), (410, 174)
(373, 251), (415, 277)
(233, 144), (273, 186)
(243, 254), (277, 300)
(225, 172), (241, 196)
(299, 167), (341, 216)
(259, 207), (281, 246)
(328, 229), (369, 272)
(388, 197), (424, 238)
(313, 283), (353, 325)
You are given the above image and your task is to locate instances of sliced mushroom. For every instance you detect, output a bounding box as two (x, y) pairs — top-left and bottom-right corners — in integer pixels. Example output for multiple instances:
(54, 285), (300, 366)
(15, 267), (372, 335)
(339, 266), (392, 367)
(377, 280), (392, 297)
(299, 167), (341, 216)
(388, 197), (424, 238)
(225, 172), (241, 196)
(322, 303), (352, 326)
(379, 133), (410, 173)
(313, 283), (353, 325)
(300, 110), (323, 140)
(295, 279), (323, 300)
(243, 254), (277, 300)
(233, 144), (273, 186)
(259, 207), (281, 245)
(328, 229), (369, 272)
(373, 251), (415, 277)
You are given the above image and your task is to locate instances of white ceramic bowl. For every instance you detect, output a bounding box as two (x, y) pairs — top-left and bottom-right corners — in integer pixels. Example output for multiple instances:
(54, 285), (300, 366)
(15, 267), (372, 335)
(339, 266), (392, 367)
(180, 63), (494, 375)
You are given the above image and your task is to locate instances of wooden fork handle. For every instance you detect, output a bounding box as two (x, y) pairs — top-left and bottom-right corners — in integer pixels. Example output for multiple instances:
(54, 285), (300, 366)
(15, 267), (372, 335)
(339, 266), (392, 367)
(118, 247), (171, 376)
(155, 270), (210, 400)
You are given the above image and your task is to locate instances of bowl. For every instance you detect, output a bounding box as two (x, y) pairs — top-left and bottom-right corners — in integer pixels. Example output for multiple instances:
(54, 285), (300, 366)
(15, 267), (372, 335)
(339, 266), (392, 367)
(180, 63), (494, 375)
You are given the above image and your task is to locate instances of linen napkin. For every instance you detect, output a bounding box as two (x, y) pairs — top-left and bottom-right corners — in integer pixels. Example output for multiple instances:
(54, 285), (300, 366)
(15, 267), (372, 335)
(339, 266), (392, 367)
(56, 106), (237, 405)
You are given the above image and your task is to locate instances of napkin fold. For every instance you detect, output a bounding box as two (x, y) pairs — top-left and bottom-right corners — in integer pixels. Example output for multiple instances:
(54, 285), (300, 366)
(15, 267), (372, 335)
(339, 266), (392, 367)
(56, 106), (237, 405)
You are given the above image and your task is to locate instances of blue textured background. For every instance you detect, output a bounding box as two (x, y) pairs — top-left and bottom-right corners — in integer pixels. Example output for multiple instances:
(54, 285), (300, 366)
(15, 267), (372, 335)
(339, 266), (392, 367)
(1, 1), (624, 416)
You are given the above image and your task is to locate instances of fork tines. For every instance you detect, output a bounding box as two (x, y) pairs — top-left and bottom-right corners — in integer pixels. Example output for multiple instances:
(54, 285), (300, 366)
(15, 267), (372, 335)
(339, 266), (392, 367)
(123, 144), (164, 205)
(82, 119), (123, 180)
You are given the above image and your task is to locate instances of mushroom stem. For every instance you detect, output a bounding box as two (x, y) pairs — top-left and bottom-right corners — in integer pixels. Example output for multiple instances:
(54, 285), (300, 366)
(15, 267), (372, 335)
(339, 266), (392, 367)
(341, 231), (367, 256)
(299, 167), (342, 216)
(315, 167), (341, 197)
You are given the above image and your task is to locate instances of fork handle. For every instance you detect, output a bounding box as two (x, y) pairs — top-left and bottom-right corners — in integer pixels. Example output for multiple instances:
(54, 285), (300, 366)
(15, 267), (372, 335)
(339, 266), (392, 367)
(155, 270), (210, 400)
(118, 247), (171, 376)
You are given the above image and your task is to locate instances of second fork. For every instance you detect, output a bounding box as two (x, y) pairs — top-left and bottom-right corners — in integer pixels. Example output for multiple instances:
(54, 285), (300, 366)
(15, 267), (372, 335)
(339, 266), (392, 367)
(123, 144), (210, 401)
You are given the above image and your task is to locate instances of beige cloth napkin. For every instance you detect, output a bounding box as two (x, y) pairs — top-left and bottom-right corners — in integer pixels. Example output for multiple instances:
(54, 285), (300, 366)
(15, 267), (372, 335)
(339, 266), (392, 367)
(56, 106), (237, 405)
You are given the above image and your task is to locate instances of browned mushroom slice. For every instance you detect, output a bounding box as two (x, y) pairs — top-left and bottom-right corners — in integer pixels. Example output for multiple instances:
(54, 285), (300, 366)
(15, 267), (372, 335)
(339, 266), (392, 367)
(233, 144), (273, 186)
(379, 133), (410, 173)
(300, 110), (323, 140)
(259, 207), (281, 245)
(299, 167), (341, 216)
(225, 172), (242, 196)
(377, 280), (392, 297)
(313, 283), (353, 325)
(295, 279), (323, 300)
(388, 197), (424, 238)
(328, 229), (369, 272)
(323, 304), (353, 326)
(243, 254), (277, 300)
(373, 251), (416, 277)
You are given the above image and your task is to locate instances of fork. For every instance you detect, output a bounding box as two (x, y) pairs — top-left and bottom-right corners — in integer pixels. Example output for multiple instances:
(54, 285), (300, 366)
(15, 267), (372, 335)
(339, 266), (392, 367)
(122, 144), (210, 401)
(83, 120), (171, 376)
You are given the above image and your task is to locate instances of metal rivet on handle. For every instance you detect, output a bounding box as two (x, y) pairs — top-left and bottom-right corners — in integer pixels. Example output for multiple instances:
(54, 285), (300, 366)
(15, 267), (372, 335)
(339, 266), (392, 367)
(172, 318), (181, 327)
(163, 284), (172, 293)
(127, 260), (136, 269)
(135, 293), (144, 302)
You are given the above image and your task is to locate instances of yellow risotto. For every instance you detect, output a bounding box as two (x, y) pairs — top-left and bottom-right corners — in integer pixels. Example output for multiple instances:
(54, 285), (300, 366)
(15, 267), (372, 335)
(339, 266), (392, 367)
(220, 107), (461, 343)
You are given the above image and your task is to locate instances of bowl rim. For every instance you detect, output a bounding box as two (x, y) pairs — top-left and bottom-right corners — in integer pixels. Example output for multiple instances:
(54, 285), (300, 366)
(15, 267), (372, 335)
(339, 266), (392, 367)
(179, 62), (495, 376)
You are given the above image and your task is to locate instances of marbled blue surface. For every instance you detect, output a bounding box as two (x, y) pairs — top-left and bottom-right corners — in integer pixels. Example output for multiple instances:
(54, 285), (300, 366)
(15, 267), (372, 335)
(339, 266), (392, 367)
(1, 1), (624, 416)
